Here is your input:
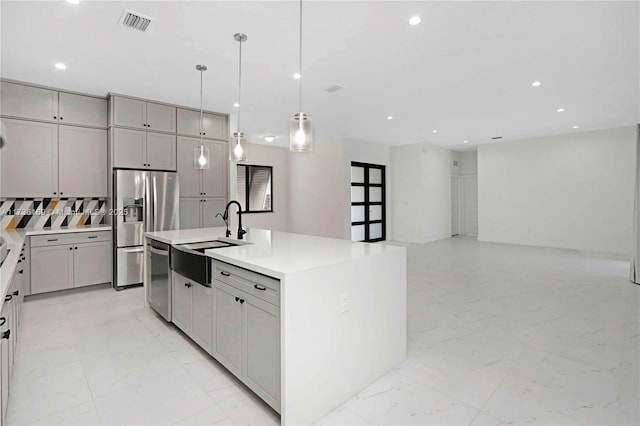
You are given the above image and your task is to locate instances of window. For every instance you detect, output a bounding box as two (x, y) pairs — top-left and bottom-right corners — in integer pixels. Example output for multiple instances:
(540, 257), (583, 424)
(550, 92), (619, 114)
(351, 162), (386, 242)
(237, 165), (273, 213)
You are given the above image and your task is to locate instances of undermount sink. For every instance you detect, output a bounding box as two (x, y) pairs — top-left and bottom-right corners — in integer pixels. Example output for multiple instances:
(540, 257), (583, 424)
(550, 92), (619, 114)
(177, 240), (237, 254)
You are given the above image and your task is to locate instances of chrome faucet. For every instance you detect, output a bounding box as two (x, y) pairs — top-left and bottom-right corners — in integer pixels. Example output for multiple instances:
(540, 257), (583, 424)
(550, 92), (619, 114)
(222, 200), (246, 240)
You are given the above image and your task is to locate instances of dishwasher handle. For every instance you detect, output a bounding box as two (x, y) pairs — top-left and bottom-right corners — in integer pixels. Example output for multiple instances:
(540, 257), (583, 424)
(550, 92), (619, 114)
(149, 246), (169, 256)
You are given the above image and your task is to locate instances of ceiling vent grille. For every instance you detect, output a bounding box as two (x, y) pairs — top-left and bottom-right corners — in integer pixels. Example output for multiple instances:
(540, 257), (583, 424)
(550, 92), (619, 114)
(491, 136), (503, 140)
(324, 84), (343, 93)
(119, 9), (153, 32)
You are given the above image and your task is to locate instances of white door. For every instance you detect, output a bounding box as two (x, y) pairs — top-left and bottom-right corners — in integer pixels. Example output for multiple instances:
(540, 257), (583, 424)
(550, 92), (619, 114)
(451, 176), (460, 236)
(462, 176), (478, 237)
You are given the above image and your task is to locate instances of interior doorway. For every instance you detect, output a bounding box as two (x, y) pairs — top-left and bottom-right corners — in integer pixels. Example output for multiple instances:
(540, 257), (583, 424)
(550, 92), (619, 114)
(451, 175), (478, 237)
(350, 162), (386, 242)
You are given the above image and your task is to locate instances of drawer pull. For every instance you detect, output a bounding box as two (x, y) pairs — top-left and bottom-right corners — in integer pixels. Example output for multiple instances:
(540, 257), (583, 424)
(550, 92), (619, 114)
(88, 236), (98, 239)
(185, 283), (192, 288)
(0, 318), (5, 326)
(220, 271), (230, 277)
(254, 284), (267, 291)
(47, 239), (58, 242)
(4, 295), (11, 302)
(1, 330), (9, 340)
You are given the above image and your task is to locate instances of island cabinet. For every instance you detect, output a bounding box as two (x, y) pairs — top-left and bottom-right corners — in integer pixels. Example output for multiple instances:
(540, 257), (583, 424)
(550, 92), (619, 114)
(171, 271), (212, 352)
(211, 260), (281, 412)
(30, 231), (111, 295)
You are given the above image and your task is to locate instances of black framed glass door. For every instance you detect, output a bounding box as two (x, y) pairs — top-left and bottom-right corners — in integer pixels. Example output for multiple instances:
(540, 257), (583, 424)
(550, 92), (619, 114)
(350, 162), (386, 242)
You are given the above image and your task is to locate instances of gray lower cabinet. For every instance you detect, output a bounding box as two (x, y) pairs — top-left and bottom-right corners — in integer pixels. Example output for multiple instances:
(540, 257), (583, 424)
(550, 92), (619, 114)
(171, 271), (212, 352)
(58, 126), (107, 197)
(30, 232), (112, 295)
(211, 261), (281, 411)
(0, 119), (58, 197)
(179, 198), (227, 230)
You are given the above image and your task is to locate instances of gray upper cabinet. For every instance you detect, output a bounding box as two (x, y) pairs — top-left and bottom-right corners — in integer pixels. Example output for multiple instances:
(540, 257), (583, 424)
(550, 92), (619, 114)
(58, 92), (108, 128)
(177, 136), (202, 197)
(202, 140), (227, 197)
(0, 119), (58, 197)
(111, 128), (146, 169)
(0, 82), (58, 122)
(177, 108), (227, 140)
(111, 97), (176, 133)
(177, 137), (227, 198)
(146, 132), (176, 171)
(59, 126), (107, 197)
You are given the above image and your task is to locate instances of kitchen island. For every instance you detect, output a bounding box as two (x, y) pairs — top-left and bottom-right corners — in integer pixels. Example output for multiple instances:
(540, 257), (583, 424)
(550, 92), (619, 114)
(145, 227), (406, 425)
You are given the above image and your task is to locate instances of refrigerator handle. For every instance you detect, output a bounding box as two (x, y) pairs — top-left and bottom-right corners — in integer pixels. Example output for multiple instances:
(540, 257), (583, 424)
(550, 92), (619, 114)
(145, 173), (153, 232)
(153, 175), (158, 231)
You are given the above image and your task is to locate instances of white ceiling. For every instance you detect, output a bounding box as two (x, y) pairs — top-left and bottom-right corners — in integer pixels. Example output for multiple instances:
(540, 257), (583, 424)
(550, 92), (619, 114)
(1, 1), (638, 151)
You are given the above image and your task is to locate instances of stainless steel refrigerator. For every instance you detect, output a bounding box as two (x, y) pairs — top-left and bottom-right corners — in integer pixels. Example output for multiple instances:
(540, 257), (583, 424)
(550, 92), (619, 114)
(113, 169), (179, 289)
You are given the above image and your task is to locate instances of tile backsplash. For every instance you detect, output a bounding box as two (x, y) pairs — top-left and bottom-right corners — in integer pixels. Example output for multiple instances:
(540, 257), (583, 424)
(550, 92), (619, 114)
(0, 198), (107, 229)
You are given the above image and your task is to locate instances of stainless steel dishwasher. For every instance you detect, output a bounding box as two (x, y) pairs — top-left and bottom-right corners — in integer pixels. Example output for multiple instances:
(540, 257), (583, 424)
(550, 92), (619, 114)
(148, 240), (171, 321)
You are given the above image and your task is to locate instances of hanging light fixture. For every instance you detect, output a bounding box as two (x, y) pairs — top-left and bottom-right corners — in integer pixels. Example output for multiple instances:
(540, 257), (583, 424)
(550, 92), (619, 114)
(231, 33), (248, 162)
(289, 0), (313, 152)
(193, 64), (210, 169)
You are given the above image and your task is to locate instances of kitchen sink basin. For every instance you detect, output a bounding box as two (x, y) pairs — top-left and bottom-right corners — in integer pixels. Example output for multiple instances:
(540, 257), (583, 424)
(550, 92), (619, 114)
(170, 240), (239, 286)
(177, 240), (237, 253)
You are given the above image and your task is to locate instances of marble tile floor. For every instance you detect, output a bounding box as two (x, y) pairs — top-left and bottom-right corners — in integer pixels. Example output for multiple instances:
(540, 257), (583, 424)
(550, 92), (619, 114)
(7, 237), (640, 425)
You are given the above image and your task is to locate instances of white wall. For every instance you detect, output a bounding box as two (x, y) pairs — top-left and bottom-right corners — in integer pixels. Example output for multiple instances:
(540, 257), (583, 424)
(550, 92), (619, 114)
(233, 144), (291, 232)
(343, 139), (392, 240)
(392, 143), (453, 243)
(460, 151), (477, 175)
(478, 126), (636, 255)
(289, 139), (346, 239)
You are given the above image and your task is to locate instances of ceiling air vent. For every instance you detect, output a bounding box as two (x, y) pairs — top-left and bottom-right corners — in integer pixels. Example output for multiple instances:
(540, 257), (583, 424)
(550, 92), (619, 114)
(119, 9), (153, 32)
(324, 84), (343, 93)
(491, 136), (503, 140)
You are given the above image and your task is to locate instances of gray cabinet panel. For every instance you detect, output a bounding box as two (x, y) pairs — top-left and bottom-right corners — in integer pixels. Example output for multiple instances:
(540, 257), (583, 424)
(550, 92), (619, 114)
(146, 102), (175, 133)
(213, 283), (242, 377)
(112, 97), (146, 129)
(201, 198), (227, 228)
(59, 126), (107, 197)
(243, 294), (280, 408)
(112, 127), (145, 169)
(0, 119), (58, 197)
(177, 136), (202, 197)
(73, 241), (111, 287)
(202, 141), (227, 197)
(192, 284), (212, 352)
(0, 82), (58, 122)
(146, 132), (176, 171)
(31, 245), (73, 294)
(179, 198), (201, 230)
(58, 92), (107, 128)
(177, 109), (227, 140)
(172, 272), (192, 334)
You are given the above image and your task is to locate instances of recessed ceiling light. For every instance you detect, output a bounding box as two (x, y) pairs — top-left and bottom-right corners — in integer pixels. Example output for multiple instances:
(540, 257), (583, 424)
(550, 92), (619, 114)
(293, 72), (301, 79)
(66, 0), (80, 4)
(409, 16), (421, 26)
(386, 116), (393, 120)
(263, 135), (275, 143)
(556, 108), (565, 113)
(464, 140), (469, 144)
(531, 81), (542, 87)
(432, 130), (437, 133)
(572, 125), (580, 129)
(54, 62), (67, 70)
(233, 102), (240, 108)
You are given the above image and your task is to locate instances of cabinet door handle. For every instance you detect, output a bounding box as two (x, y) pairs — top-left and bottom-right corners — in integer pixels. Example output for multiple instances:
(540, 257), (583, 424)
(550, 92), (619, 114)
(239, 299), (245, 304)
(75, 247), (78, 250)
(220, 271), (230, 277)
(60, 192), (64, 195)
(88, 235), (98, 239)
(0, 318), (5, 327)
(18, 270), (23, 274)
(1, 330), (9, 340)
(185, 283), (192, 288)
(254, 284), (267, 291)
(53, 192), (57, 195)
(60, 117), (64, 120)
(69, 247), (73, 251)
(4, 295), (11, 302)
(235, 296), (239, 302)
(12, 291), (18, 296)
(53, 116), (57, 119)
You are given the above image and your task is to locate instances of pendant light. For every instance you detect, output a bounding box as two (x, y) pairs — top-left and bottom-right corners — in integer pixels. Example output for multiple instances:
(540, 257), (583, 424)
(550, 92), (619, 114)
(289, 0), (313, 152)
(194, 64), (210, 169)
(231, 33), (248, 162)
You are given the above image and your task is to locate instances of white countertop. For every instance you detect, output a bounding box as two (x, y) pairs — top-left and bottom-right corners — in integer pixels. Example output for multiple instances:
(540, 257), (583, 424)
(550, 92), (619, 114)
(145, 227), (404, 279)
(0, 225), (112, 309)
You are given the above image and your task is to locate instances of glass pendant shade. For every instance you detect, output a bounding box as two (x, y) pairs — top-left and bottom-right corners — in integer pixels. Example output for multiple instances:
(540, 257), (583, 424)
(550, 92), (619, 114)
(231, 132), (248, 162)
(289, 112), (313, 152)
(194, 145), (210, 169)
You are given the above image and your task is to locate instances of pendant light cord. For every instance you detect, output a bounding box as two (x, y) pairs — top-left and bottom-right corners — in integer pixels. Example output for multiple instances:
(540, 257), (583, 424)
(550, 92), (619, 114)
(199, 68), (204, 145)
(298, 0), (303, 113)
(237, 38), (243, 133)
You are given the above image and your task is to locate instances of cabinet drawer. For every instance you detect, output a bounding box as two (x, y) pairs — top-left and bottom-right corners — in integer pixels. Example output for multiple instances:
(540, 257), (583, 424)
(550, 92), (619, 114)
(212, 260), (280, 307)
(30, 231), (111, 247)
